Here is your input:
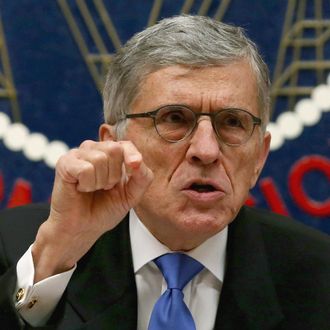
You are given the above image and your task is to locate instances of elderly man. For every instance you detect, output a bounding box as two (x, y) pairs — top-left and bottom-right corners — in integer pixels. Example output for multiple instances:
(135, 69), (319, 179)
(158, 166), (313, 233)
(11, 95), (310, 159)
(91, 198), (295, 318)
(0, 15), (329, 330)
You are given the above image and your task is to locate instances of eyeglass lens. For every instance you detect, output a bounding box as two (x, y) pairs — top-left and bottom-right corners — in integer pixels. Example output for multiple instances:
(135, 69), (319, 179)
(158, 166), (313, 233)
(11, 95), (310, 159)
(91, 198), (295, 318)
(154, 106), (257, 145)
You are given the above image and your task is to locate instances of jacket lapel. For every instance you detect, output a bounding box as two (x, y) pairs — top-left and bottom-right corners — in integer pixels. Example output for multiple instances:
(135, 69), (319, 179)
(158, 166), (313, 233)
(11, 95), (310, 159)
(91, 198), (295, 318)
(49, 207), (284, 329)
(55, 216), (138, 329)
(214, 207), (284, 329)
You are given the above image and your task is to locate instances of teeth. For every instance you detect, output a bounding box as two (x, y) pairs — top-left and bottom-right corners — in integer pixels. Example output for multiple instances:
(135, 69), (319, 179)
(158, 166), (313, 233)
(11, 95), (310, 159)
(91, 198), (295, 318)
(191, 183), (215, 192)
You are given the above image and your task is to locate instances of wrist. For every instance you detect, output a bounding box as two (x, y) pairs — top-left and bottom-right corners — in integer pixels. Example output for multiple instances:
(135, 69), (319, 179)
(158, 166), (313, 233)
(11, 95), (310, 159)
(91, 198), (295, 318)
(32, 222), (77, 282)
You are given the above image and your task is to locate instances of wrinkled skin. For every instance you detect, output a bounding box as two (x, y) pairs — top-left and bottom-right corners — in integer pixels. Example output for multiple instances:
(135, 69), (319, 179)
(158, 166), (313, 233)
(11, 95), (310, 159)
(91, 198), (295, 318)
(33, 61), (270, 282)
(102, 61), (271, 251)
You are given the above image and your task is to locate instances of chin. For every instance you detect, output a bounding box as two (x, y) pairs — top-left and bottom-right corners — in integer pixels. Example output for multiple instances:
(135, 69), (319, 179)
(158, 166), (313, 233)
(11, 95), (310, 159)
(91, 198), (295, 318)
(177, 213), (229, 236)
(167, 215), (226, 251)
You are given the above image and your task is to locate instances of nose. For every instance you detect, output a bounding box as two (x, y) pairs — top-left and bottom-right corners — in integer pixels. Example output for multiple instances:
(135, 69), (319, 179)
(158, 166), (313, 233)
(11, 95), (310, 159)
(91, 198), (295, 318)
(186, 118), (221, 166)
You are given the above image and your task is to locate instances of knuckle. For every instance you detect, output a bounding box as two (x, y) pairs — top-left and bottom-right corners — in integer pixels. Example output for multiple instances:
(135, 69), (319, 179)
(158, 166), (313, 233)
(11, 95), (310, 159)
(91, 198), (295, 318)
(55, 150), (75, 168)
(78, 162), (94, 175)
(76, 164), (95, 189)
(55, 154), (66, 168)
(102, 141), (123, 159)
(105, 139), (120, 149)
(79, 139), (95, 149)
(91, 151), (108, 164)
(120, 140), (134, 148)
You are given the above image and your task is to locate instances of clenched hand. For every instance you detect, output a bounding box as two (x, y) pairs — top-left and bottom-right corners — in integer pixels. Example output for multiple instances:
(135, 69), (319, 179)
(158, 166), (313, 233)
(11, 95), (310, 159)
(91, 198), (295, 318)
(32, 140), (153, 282)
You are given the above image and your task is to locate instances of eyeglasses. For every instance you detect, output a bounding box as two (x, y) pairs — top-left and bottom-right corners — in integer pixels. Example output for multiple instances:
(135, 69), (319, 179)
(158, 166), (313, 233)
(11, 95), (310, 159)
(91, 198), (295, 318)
(121, 104), (262, 146)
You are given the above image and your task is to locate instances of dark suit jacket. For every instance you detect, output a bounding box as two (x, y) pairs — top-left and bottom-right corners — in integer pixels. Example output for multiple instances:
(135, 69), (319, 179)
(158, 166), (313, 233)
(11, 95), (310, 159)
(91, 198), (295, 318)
(0, 204), (329, 330)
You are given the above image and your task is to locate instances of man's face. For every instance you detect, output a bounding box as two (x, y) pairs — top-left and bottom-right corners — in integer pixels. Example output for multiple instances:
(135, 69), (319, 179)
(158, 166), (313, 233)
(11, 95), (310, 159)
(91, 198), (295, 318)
(106, 61), (270, 250)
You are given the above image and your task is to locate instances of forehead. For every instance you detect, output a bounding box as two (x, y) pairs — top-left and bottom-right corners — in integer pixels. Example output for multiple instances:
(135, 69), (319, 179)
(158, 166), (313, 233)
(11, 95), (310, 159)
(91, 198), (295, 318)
(132, 61), (259, 115)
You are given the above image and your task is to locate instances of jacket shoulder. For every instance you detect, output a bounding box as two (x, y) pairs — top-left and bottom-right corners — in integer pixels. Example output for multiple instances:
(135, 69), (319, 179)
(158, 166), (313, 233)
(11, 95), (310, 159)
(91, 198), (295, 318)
(0, 203), (50, 264)
(239, 206), (330, 272)
(242, 206), (330, 244)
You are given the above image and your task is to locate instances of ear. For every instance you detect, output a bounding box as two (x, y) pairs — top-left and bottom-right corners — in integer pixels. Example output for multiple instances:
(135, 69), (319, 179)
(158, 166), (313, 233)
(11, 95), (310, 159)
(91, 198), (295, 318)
(250, 131), (271, 188)
(99, 123), (117, 142)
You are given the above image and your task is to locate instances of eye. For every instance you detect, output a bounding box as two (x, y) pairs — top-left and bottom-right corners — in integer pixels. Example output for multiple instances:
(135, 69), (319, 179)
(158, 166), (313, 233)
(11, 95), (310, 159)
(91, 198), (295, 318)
(157, 107), (190, 124)
(166, 111), (186, 123)
(222, 114), (243, 128)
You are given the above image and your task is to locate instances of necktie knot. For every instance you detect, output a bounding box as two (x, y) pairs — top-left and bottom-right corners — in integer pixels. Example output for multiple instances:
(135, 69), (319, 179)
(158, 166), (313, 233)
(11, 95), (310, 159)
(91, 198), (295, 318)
(148, 253), (204, 330)
(154, 253), (204, 290)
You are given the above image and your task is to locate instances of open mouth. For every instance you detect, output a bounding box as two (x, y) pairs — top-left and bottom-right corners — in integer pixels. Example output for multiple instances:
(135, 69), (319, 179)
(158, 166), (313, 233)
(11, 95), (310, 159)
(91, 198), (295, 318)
(189, 183), (217, 193)
(182, 180), (225, 202)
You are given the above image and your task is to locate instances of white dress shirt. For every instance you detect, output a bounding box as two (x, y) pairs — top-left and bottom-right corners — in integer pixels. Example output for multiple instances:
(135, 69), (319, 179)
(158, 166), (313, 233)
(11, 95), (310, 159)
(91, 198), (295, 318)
(14, 246), (76, 326)
(15, 210), (227, 329)
(130, 210), (227, 330)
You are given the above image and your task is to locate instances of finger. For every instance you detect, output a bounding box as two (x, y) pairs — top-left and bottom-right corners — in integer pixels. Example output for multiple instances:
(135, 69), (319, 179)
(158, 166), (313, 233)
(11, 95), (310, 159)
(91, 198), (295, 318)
(58, 140), (145, 193)
(120, 141), (143, 175)
(80, 140), (126, 190)
(125, 160), (154, 205)
(76, 149), (110, 191)
(107, 141), (153, 205)
(56, 150), (97, 192)
(103, 143), (124, 190)
(79, 139), (142, 170)
(81, 141), (127, 190)
(119, 141), (154, 203)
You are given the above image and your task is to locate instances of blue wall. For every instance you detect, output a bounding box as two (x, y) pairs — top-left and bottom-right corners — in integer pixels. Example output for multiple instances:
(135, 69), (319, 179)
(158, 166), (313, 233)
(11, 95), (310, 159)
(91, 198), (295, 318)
(0, 0), (329, 233)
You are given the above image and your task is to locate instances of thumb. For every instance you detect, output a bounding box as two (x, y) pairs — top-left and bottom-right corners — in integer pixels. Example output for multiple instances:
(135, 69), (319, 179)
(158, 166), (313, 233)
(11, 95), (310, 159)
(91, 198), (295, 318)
(125, 161), (154, 206)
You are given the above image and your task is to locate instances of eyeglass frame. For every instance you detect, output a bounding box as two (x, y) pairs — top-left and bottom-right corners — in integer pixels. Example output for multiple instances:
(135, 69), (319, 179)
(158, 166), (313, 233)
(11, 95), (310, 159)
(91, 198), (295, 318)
(119, 104), (262, 146)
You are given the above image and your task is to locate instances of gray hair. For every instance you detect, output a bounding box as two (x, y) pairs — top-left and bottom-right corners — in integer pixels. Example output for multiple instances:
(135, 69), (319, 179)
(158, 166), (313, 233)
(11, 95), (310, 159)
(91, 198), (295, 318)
(103, 15), (270, 136)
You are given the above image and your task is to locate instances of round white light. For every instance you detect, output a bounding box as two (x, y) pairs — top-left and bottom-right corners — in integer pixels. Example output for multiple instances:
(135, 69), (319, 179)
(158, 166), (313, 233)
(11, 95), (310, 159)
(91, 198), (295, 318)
(44, 140), (69, 168)
(266, 123), (284, 151)
(295, 98), (321, 126)
(0, 112), (11, 138)
(311, 84), (330, 111)
(3, 123), (29, 151)
(277, 111), (303, 139)
(23, 133), (49, 161)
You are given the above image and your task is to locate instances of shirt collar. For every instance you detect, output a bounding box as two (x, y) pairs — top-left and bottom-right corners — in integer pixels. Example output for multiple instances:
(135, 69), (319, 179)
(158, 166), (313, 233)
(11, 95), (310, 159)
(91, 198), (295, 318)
(129, 209), (227, 282)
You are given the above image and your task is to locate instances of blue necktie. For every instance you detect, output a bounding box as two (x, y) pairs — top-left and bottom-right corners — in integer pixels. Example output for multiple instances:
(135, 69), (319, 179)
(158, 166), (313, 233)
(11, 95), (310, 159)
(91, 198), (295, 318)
(148, 253), (204, 330)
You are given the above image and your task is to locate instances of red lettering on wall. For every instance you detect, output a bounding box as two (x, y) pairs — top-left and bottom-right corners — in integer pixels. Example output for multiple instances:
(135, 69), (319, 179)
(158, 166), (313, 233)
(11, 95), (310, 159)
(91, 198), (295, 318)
(259, 177), (289, 216)
(245, 195), (256, 207)
(7, 179), (32, 208)
(289, 155), (330, 217)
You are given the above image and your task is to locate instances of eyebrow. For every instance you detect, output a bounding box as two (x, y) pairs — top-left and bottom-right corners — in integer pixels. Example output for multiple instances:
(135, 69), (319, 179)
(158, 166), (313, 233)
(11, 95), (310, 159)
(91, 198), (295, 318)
(146, 103), (252, 114)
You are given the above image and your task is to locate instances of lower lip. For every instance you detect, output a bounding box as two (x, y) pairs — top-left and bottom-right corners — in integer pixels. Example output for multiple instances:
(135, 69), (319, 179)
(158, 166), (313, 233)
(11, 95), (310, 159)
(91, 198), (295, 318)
(181, 189), (226, 203)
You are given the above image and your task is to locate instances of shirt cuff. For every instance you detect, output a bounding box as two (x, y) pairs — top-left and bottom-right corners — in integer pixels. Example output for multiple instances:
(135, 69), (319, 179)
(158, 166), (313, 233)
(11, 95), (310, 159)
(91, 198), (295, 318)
(14, 244), (76, 327)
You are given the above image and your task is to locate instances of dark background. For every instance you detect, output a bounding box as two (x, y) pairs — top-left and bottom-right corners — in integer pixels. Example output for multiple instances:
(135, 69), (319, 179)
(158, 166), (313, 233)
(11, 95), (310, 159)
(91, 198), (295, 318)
(0, 0), (329, 233)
